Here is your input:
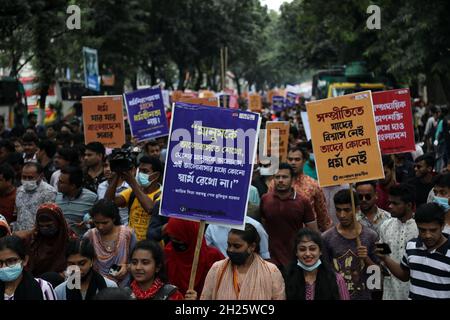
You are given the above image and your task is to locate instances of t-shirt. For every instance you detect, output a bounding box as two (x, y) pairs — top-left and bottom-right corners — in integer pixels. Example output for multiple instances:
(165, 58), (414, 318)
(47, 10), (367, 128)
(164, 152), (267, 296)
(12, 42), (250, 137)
(322, 225), (379, 300)
(120, 187), (161, 241)
(260, 190), (315, 267)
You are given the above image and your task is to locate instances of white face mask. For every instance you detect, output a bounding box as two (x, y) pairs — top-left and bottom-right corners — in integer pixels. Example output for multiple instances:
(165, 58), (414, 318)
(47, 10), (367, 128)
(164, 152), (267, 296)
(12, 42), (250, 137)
(260, 167), (273, 176)
(22, 180), (38, 192)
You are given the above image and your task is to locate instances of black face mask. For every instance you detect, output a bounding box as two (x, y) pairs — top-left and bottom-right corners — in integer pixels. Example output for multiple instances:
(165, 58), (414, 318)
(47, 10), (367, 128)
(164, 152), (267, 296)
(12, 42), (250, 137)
(227, 250), (250, 266)
(172, 241), (188, 252)
(40, 226), (59, 237)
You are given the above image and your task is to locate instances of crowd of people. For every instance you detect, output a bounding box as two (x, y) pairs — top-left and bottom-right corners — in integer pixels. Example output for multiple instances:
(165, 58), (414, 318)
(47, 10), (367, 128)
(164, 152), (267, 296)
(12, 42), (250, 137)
(0, 98), (449, 301)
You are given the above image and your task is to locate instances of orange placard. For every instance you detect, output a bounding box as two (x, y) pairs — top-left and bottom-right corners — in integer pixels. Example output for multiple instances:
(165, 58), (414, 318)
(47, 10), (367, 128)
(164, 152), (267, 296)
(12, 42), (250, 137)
(267, 90), (278, 104)
(248, 94), (262, 112)
(179, 97), (219, 107)
(265, 121), (290, 162)
(199, 90), (215, 98)
(306, 91), (384, 187)
(171, 90), (183, 103)
(82, 95), (125, 148)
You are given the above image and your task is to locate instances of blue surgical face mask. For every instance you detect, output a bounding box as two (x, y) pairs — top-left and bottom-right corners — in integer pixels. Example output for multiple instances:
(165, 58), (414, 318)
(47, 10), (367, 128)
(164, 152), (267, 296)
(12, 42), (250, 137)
(0, 262), (23, 282)
(137, 172), (150, 186)
(433, 196), (450, 211)
(297, 258), (322, 272)
(309, 153), (315, 162)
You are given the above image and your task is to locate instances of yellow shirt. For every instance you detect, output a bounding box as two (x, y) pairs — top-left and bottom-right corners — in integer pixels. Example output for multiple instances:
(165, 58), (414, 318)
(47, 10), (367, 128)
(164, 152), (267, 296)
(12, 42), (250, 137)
(120, 187), (161, 241)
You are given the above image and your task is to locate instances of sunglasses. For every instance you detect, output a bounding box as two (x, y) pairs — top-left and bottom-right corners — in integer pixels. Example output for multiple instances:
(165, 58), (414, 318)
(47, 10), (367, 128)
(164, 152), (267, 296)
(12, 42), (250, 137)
(358, 194), (373, 201)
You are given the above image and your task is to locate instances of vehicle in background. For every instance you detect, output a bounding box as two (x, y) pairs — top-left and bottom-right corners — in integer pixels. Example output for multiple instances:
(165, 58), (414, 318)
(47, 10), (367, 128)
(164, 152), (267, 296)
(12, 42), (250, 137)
(311, 61), (389, 100)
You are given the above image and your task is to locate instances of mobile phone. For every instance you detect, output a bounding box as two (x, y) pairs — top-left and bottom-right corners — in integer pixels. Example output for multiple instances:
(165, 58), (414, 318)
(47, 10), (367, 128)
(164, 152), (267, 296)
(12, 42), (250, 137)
(376, 243), (392, 255)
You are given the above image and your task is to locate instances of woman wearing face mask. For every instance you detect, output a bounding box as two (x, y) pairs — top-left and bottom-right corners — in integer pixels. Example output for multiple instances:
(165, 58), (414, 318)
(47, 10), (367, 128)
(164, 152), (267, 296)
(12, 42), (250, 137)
(14, 203), (74, 278)
(129, 240), (184, 300)
(164, 218), (224, 298)
(54, 238), (117, 300)
(200, 223), (286, 300)
(285, 228), (350, 300)
(83, 199), (136, 287)
(0, 235), (56, 300)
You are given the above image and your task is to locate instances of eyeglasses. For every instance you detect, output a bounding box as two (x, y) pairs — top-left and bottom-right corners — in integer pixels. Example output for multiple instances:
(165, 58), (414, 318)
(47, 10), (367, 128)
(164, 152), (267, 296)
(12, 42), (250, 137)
(0, 258), (21, 268)
(358, 194), (372, 201)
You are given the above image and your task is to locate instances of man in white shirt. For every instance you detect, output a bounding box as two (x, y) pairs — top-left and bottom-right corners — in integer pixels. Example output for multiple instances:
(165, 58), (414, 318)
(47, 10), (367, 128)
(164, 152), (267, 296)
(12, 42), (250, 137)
(379, 184), (418, 300)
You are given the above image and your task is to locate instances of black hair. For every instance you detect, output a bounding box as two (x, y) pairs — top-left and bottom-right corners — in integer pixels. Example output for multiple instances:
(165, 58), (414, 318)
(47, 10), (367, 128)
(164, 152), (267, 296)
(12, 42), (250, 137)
(388, 184), (416, 205)
(0, 235), (27, 260)
(22, 132), (39, 145)
(145, 140), (160, 149)
(382, 154), (394, 170)
(277, 162), (295, 178)
(130, 240), (168, 282)
(139, 156), (163, 174)
(60, 165), (83, 188)
(0, 163), (15, 181)
(229, 223), (260, 254)
(85, 142), (106, 157)
(355, 180), (377, 191)
(0, 140), (15, 153)
(415, 153), (435, 169)
(23, 161), (44, 175)
(288, 146), (308, 161)
(284, 229), (340, 300)
(94, 287), (133, 300)
(5, 152), (24, 167)
(56, 147), (80, 165)
(38, 139), (57, 158)
(434, 173), (450, 188)
(90, 199), (122, 226)
(415, 203), (446, 225)
(334, 189), (359, 207)
(66, 238), (97, 260)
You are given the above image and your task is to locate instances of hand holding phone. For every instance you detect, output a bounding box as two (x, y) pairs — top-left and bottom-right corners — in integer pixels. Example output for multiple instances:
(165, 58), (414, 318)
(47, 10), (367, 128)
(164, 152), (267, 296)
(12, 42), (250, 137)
(375, 243), (392, 255)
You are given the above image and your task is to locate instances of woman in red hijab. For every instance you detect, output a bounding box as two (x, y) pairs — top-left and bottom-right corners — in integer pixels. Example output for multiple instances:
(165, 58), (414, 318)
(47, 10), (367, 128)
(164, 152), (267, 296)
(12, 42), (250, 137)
(164, 218), (224, 297)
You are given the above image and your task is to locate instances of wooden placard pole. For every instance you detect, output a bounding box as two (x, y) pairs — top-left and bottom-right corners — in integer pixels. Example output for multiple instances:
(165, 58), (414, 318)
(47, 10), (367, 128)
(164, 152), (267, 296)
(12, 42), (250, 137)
(188, 220), (206, 291)
(349, 184), (364, 268)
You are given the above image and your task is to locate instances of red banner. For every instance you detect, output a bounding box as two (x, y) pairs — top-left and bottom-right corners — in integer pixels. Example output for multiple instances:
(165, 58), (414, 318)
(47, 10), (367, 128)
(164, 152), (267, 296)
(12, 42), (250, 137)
(372, 89), (415, 154)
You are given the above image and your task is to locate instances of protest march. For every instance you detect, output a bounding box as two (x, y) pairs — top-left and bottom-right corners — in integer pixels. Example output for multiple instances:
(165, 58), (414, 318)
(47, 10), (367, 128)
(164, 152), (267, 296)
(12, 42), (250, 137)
(1, 0), (450, 307)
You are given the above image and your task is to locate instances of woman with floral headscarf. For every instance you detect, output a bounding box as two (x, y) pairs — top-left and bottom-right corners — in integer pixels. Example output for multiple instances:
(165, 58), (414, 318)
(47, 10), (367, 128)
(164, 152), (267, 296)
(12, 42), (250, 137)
(14, 203), (75, 277)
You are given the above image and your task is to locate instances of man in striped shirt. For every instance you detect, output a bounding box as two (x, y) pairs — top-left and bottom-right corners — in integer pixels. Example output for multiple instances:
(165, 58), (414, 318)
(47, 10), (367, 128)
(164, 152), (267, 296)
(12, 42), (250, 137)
(378, 203), (450, 299)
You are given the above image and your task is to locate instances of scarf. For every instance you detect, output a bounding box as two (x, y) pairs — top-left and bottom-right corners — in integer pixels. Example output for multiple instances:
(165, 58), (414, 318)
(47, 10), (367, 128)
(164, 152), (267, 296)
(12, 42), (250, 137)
(0, 271), (44, 300)
(164, 218), (224, 295)
(28, 203), (72, 276)
(131, 277), (165, 300)
(66, 269), (107, 300)
(213, 254), (276, 300)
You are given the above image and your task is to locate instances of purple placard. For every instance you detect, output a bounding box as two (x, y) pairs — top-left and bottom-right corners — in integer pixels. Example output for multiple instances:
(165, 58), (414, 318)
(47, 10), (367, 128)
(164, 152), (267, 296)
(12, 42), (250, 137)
(123, 87), (169, 142)
(159, 103), (261, 226)
(285, 91), (297, 108)
(272, 95), (285, 112)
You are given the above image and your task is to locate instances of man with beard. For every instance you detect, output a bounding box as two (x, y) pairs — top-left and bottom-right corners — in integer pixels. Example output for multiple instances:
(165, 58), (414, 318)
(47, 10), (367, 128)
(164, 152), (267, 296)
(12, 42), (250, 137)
(355, 181), (391, 236)
(82, 142), (106, 193)
(378, 184), (418, 300)
(378, 203), (450, 300)
(260, 163), (317, 269)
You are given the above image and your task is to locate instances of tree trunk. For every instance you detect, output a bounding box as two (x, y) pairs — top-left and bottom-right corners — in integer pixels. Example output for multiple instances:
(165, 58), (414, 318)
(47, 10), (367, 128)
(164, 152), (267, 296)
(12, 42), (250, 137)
(38, 85), (49, 126)
(150, 62), (157, 85)
(177, 65), (185, 91)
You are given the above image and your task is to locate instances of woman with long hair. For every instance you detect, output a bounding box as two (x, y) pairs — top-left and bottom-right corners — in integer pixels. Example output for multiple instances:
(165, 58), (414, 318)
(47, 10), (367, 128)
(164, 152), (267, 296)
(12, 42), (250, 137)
(129, 240), (184, 300)
(285, 228), (350, 300)
(83, 199), (136, 287)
